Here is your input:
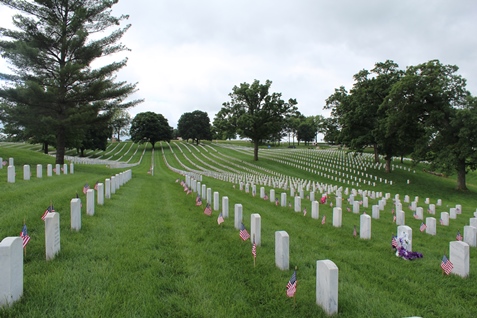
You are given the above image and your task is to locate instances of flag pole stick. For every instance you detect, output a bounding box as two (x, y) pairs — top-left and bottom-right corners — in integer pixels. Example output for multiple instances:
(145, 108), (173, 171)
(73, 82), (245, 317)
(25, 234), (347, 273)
(293, 266), (297, 307)
(23, 218), (26, 258)
(253, 234), (256, 268)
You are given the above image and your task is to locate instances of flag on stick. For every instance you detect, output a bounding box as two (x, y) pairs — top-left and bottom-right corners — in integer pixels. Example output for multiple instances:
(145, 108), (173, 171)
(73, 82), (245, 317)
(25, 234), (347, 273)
(240, 223), (250, 241)
(42, 204), (55, 221)
(353, 225), (357, 237)
(303, 208), (307, 217)
(441, 255), (453, 275)
(252, 239), (257, 259)
(83, 183), (89, 194)
(94, 181), (99, 191)
(391, 235), (398, 248)
(275, 198), (279, 206)
(20, 224), (30, 248)
(321, 215), (326, 224)
(196, 195), (202, 206)
(204, 203), (212, 216)
(286, 270), (297, 297)
(456, 231), (462, 241)
(217, 212), (224, 225)
(420, 222), (427, 232)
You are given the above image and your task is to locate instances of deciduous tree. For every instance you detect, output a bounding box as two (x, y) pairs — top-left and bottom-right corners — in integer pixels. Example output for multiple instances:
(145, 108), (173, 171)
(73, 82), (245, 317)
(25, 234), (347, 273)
(130, 112), (172, 149)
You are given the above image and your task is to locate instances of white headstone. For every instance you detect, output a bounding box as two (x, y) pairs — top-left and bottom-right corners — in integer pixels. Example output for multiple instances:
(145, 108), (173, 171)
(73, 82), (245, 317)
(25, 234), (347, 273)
(294, 196), (301, 212)
(63, 163), (68, 174)
(428, 204), (435, 215)
(437, 199), (442, 206)
(97, 183), (104, 205)
(425, 217), (436, 235)
(213, 192), (219, 211)
(449, 208), (457, 219)
(372, 205), (380, 219)
(70, 198), (81, 231)
(105, 178), (111, 199)
(396, 210), (405, 226)
(251, 214), (261, 246)
(206, 188), (212, 205)
(234, 204), (243, 230)
(55, 164), (61, 175)
(363, 197), (368, 208)
(463, 226), (477, 247)
(332, 207), (342, 228)
(70, 163), (74, 174)
(450, 241), (469, 277)
(45, 212), (61, 260)
(275, 231), (289, 270)
(7, 166), (15, 183)
(197, 182), (201, 196)
(312, 201), (319, 219)
(23, 165), (30, 181)
(397, 225), (412, 251)
(310, 191), (315, 202)
(222, 196), (229, 218)
(8, 158), (13, 166)
(0, 237), (23, 307)
(470, 218), (477, 229)
(440, 212), (449, 226)
(111, 176), (116, 194)
(36, 164), (42, 178)
(260, 187), (265, 199)
(47, 164), (52, 177)
(360, 214), (371, 239)
(316, 259), (338, 315)
(86, 189), (95, 216)
(281, 193), (287, 207)
(269, 189), (275, 203)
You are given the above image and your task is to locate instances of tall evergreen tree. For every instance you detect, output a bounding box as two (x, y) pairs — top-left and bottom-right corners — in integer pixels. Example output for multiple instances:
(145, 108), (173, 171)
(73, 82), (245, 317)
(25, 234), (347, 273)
(0, 0), (143, 164)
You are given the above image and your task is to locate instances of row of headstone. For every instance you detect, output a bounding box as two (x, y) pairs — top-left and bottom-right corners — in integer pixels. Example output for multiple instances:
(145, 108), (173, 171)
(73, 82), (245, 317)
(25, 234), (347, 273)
(4, 160), (75, 183)
(0, 169), (134, 308)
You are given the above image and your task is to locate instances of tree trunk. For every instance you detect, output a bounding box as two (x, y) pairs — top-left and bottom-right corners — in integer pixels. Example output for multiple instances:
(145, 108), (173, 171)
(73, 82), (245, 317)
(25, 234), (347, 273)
(385, 156), (391, 173)
(43, 142), (49, 154)
(117, 132), (120, 142)
(80, 148), (85, 157)
(151, 141), (155, 149)
(456, 159), (468, 191)
(253, 139), (259, 161)
(196, 138), (199, 145)
(373, 145), (379, 163)
(55, 128), (65, 164)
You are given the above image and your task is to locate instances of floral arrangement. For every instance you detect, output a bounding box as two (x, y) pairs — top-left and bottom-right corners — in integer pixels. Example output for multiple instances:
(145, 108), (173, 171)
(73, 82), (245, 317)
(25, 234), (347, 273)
(392, 231), (423, 260)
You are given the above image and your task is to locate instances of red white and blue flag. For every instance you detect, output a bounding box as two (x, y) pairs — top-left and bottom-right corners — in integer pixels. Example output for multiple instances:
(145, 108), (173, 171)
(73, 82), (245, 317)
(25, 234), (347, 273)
(240, 223), (250, 241)
(83, 183), (89, 194)
(217, 213), (224, 225)
(286, 270), (297, 297)
(42, 205), (55, 221)
(420, 222), (427, 232)
(20, 224), (30, 248)
(441, 255), (453, 275)
(456, 231), (463, 241)
(204, 203), (212, 216)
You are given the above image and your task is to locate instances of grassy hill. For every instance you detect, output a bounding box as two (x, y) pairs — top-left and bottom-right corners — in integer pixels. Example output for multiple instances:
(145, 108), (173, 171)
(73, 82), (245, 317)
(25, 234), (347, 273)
(1, 141), (476, 317)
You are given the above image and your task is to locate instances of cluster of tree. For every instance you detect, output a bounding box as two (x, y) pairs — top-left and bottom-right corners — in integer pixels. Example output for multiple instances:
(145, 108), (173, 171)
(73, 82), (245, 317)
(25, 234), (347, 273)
(129, 111), (172, 149)
(324, 59), (477, 190)
(0, 0), (142, 163)
(213, 79), (298, 160)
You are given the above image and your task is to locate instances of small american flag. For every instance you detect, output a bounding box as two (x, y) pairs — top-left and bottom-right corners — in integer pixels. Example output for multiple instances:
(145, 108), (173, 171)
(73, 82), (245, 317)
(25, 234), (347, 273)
(263, 194), (268, 200)
(441, 255), (453, 275)
(330, 202), (333, 207)
(353, 225), (357, 237)
(393, 215), (396, 223)
(391, 235), (398, 248)
(321, 215), (326, 224)
(217, 213), (224, 225)
(413, 212), (419, 219)
(94, 182), (99, 191)
(240, 223), (250, 241)
(303, 208), (307, 216)
(440, 218), (444, 225)
(42, 205), (55, 221)
(196, 195), (202, 206)
(204, 203), (212, 216)
(83, 183), (89, 194)
(2, 161), (6, 166)
(456, 231), (462, 241)
(420, 222), (427, 232)
(275, 198), (279, 206)
(286, 270), (297, 297)
(252, 240), (257, 258)
(20, 224), (30, 248)
(347, 207), (351, 212)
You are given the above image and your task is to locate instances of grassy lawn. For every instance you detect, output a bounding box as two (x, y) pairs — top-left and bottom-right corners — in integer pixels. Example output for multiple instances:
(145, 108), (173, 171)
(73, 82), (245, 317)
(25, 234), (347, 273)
(1, 141), (477, 317)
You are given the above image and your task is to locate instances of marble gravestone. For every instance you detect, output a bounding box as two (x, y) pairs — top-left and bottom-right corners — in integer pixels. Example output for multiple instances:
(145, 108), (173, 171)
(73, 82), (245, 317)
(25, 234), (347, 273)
(450, 241), (469, 278)
(222, 196), (229, 218)
(0, 237), (23, 307)
(45, 212), (61, 260)
(275, 231), (289, 270)
(316, 259), (338, 315)
(360, 213), (371, 239)
(234, 204), (243, 230)
(250, 214), (261, 246)
(86, 189), (95, 216)
(332, 207), (342, 228)
(70, 198), (81, 231)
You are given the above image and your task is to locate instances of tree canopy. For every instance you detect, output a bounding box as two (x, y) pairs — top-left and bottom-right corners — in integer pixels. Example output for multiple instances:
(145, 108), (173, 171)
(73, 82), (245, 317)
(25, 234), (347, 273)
(177, 110), (212, 144)
(220, 79), (298, 160)
(0, 0), (143, 164)
(129, 112), (172, 149)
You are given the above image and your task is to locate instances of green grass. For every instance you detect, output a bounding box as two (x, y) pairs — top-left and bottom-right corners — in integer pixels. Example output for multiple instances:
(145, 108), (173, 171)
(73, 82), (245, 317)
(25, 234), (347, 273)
(1, 142), (477, 317)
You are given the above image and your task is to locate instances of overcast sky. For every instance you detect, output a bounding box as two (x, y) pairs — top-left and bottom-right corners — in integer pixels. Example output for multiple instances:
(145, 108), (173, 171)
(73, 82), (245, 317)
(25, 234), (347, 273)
(1, 1), (477, 129)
